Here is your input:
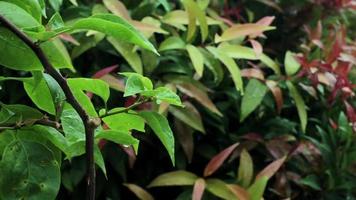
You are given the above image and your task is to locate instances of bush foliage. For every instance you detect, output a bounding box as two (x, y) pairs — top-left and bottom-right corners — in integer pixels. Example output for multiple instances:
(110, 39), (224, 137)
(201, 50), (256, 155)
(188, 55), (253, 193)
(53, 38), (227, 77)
(0, 0), (355, 199)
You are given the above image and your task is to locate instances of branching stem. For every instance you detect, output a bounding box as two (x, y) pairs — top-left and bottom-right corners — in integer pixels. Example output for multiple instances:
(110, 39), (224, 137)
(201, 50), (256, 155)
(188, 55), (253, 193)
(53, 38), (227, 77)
(0, 15), (97, 200)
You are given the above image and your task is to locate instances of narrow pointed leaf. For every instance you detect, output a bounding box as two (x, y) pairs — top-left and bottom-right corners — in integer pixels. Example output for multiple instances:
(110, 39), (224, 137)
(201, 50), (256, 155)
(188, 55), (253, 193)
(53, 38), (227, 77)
(286, 81), (307, 133)
(148, 170), (198, 187)
(124, 183), (154, 200)
(193, 178), (206, 200)
(240, 79), (267, 122)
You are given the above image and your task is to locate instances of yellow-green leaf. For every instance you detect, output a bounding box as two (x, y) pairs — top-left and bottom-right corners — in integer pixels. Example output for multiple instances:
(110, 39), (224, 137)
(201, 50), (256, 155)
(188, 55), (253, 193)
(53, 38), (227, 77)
(186, 44), (204, 77)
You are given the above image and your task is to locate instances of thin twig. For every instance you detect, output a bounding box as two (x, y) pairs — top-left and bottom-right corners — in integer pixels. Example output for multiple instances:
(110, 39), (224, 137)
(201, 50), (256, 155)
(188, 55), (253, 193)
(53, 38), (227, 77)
(99, 100), (146, 118)
(0, 16), (97, 200)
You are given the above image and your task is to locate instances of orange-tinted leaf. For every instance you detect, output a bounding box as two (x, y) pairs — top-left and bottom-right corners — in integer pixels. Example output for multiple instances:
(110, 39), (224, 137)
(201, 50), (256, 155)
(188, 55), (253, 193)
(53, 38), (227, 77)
(103, 0), (131, 20)
(192, 178), (206, 200)
(123, 183), (154, 200)
(203, 143), (239, 177)
(241, 68), (265, 80)
(206, 179), (237, 200)
(177, 83), (222, 116)
(148, 170), (198, 187)
(59, 33), (80, 45)
(250, 39), (262, 58)
(266, 80), (283, 114)
(250, 16), (275, 38)
(256, 156), (287, 180)
(227, 184), (250, 200)
(215, 24), (274, 43)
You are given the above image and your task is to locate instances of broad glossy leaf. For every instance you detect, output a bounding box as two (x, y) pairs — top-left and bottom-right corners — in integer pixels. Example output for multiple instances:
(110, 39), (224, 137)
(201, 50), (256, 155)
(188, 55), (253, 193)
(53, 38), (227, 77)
(169, 102), (205, 133)
(204, 142), (239, 177)
(284, 51), (301, 76)
(158, 36), (186, 51)
(193, 178), (206, 200)
(139, 111), (175, 165)
(238, 149), (254, 187)
(256, 156), (287, 180)
(72, 14), (157, 54)
(96, 130), (138, 145)
(182, 0), (208, 41)
(177, 83), (222, 116)
(0, 103), (43, 125)
(102, 111), (145, 132)
(40, 38), (74, 70)
(24, 76), (55, 115)
(218, 43), (280, 75)
(0, 2), (43, 29)
(121, 73), (153, 97)
(186, 44), (204, 77)
(1, 0), (42, 22)
(108, 37), (143, 74)
(0, 131), (14, 160)
(240, 79), (267, 122)
(205, 179), (237, 200)
(286, 81), (307, 133)
(148, 170), (198, 187)
(43, 74), (66, 120)
(0, 140), (60, 200)
(94, 145), (107, 177)
(124, 183), (154, 200)
(142, 87), (182, 106)
(61, 107), (85, 144)
(207, 46), (244, 94)
(215, 24), (274, 43)
(67, 78), (110, 103)
(247, 176), (268, 200)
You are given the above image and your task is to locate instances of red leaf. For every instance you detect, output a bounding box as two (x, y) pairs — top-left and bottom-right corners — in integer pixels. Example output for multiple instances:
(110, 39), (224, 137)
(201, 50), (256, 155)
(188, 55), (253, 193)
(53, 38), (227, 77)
(59, 33), (80, 45)
(192, 178), (206, 200)
(344, 101), (356, 123)
(266, 80), (283, 114)
(256, 156), (287, 180)
(203, 142), (239, 177)
(93, 65), (118, 78)
(119, 145), (137, 168)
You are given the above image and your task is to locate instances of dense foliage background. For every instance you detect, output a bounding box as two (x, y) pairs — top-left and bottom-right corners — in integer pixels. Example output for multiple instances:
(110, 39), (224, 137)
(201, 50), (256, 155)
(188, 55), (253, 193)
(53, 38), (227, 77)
(0, 0), (355, 199)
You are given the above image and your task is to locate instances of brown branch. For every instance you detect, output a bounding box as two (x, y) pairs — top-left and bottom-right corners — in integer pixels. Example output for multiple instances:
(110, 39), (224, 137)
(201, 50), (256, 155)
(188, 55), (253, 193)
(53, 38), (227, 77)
(0, 16), (97, 200)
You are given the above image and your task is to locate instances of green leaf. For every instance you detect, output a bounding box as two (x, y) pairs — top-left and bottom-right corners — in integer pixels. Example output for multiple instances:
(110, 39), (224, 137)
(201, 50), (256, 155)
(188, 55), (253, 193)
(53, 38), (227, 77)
(139, 111), (175, 165)
(0, 103), (43, 125)
(169, 102), (205, 133)
(215, 24), (274, 43)
(240, 79), (267, 122)
(141, 87), (182, 106)
(247, 176), (268, 200)
(148, 170), (198, 187)
(40, 38), (74, 70)
(61, 106), (85, 144)
(199, 48), (224, 85)
(0, 28), (72, 71)
(102, 111), (145, 132)
(0, 2), (43, 29)
(284, 51), (301, 76)
(95, 130), (139, 145)
(182, 0), (208, 42)
(107, 37), (143, 74)
(157, 0), (171, 11)
(186, 44), (204, 77)
(120, 73), (153, 97)
(205, 179), (237, 200)
(48, 0), (63, 11)
(72, 14), (157, 54)
(0, 131), (14, 160)
(94, 145), (107, 177)
(124, 183), (154, 200)
(24, 75), (55, 115)
(28, 125), (68, 154)
(43, 74), (66, 120)
(47, 12), (65, 30)
(218, 43), (280, 75)
(1, 0), (42, 23)
(238, 149), (254, 187)
(207, 46), (244, 94)
(286, 81), (307, 133)
(0, 140), (60, 200)
(158, 36), (186, 51)
(67, 78), (110, 104)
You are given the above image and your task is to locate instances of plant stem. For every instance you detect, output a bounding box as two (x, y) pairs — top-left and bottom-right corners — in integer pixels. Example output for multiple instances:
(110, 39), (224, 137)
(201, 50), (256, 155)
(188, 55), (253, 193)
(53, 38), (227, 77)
(0, 16), (97, 200)
(99, 100), (145, 118)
